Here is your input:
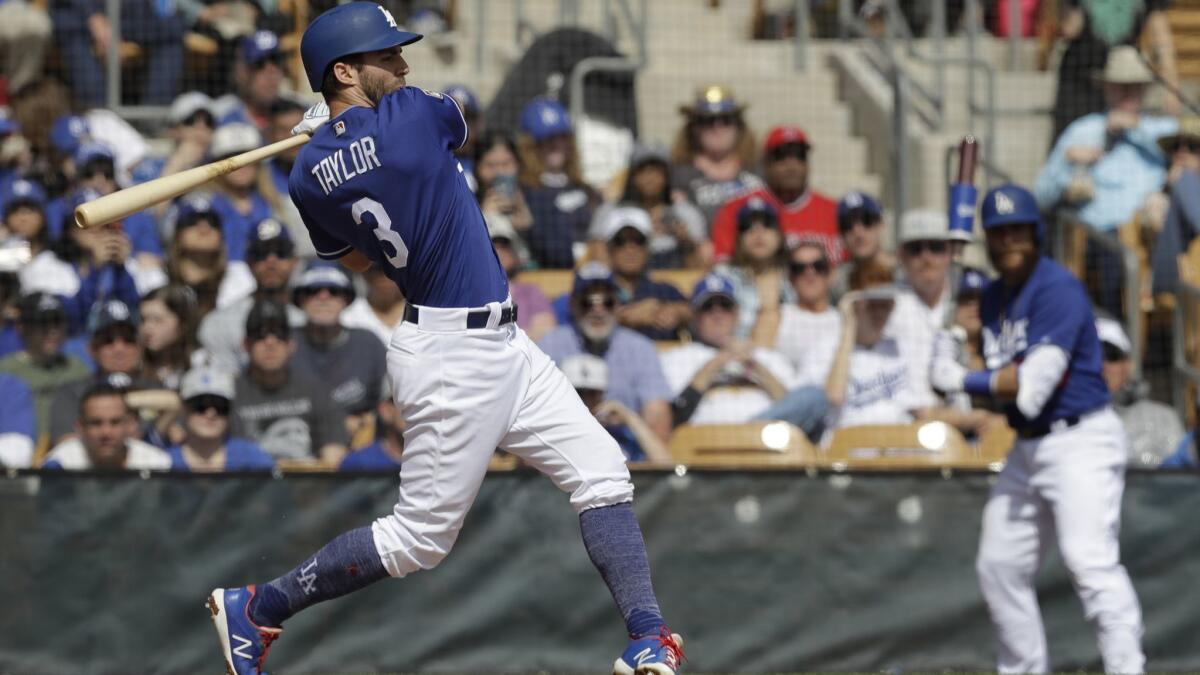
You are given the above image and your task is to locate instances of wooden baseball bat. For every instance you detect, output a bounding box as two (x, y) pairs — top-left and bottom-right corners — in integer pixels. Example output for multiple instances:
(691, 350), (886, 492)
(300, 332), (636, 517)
(73, 133), (311, 229)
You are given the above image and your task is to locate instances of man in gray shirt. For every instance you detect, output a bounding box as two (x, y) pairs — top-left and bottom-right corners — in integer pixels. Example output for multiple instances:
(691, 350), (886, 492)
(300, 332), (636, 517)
(198, 218), (304, 374)
(291, 264), (386, 445)
(231, 299), (348, 467)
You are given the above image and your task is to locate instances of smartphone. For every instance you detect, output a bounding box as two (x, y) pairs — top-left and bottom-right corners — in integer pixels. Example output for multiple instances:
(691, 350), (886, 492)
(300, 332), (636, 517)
(494, 174), (517, 199)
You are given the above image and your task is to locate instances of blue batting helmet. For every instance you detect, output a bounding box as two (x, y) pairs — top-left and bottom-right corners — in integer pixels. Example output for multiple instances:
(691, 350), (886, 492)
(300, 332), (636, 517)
(980, 183), (1044, 241)
(300, 2), (423, 92)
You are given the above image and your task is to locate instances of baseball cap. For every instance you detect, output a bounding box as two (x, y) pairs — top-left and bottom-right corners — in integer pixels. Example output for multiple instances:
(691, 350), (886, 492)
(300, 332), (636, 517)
(245, 299), (291, 340)
(764, 126), (811, 154)
(485, 212), (519, 242)
(171, 195), (222, 232)
(443, 84), (480, 115)
(691, 273), (738, 310)
(246, 218), (294, 260)
(628, 142), (669, 168)
(1096, 317), (1132, 357)
(2, 178), (47, 213)
(180, 366), (236, 402)
(520, 97), (572, 142)
(572, 262), (618, 298)
(898, 208), (953, 245)
(87, 299), (139, 335)
(50, 115), (90, 155)
(981, 184), (1042, 229)
(561, 354), (609, 392)
(239, 30), (282, 65)
(74, 142), (115, 170)
(168, 91), (216, 126)
(599, 206), (653, 242)
(293, 263), (355, 301)
(679, 84), (745, 117)
(16, 292), (66, 324)
(837, 191), (882, 225)
(737, 197), (779, 232)
(210, 123), (261, 160)
(958, 268), (990, 296)
(0, 107), (18, 136)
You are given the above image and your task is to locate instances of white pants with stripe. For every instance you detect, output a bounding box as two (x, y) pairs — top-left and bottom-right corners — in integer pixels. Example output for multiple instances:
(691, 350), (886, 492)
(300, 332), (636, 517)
(976, 408), (1144, 674)
(370, 302), (633, 578)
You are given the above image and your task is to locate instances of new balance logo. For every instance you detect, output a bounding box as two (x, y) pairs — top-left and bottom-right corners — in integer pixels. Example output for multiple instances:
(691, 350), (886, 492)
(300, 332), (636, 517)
(634, 647), (656, 666)
(232, 634), (256, 660)
(298, 559), (318, 595)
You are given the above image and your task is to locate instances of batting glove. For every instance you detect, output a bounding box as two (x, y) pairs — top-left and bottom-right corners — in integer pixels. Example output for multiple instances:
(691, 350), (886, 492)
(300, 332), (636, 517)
(930, 328), (968, 394)
(292, 102), (330, 136)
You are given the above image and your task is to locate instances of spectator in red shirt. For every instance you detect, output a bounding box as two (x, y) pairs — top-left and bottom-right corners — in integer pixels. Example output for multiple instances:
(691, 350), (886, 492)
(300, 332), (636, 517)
(710, 126), (841, 264)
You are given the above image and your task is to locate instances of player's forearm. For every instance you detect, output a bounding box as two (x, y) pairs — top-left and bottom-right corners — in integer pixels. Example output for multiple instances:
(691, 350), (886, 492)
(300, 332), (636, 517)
(622, 411), (673, 463)
(750, 304), (780, 348)
(824, 330), (855, 407)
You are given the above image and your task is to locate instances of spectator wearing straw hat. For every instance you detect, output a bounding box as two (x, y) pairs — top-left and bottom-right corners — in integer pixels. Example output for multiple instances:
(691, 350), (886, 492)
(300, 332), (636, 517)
(1151, 116), (1200, 296)
(710, 125), (840, 265)
(1035, 46), (1177, 235)
(1095, 316), (1183, 467)
(669, 85), (764, 225)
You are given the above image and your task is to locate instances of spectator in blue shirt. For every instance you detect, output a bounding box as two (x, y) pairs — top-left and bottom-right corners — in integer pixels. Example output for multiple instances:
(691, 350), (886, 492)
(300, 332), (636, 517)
(517, 98), (595, 269)
(1161, 432), (1199, 469)
(206, 124), (274, 262)
(1151, 116), (1200, 297)
(168, 367), (274, 472)
(0, 256), (19, 358)
(339, 379), (405, 473)
(597, 205), (690, 341)
(561, 353), (671, 463)
(0, 372), (35, 468)
(538, 263), (673, 441)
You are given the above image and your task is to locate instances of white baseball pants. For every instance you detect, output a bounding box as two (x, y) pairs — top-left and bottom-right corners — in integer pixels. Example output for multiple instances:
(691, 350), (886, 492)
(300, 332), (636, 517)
(976, 408), (1144, 674)
(370, 304), (634, 578)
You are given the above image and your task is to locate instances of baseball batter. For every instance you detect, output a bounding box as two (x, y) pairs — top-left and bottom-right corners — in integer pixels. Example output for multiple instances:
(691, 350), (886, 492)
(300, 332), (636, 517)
(932, 184), (1144, 673)
(205, 4), (683, 674)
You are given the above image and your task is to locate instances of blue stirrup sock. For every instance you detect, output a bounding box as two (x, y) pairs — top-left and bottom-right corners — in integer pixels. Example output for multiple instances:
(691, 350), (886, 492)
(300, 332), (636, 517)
(249, 526), (388, 628)
(579, 502), (667, 638)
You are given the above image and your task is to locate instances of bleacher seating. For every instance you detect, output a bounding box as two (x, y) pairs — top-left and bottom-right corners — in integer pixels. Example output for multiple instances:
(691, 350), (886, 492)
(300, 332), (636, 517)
(667, 421), (818, 468)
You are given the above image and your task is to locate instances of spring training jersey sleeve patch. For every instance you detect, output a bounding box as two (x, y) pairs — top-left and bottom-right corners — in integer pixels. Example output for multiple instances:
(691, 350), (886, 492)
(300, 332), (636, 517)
(288, 87), (507, 308)
(979, 257), (1109, 428)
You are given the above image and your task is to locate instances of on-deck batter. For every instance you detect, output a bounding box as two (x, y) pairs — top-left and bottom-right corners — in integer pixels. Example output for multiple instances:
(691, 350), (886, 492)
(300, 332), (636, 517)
(205, 4), (684, 674)
(932, 184), (1144, 674)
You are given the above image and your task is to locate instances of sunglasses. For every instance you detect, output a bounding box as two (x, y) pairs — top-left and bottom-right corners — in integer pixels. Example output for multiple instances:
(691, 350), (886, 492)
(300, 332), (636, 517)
(82, 163), (116, 181)
(695, 113), (739, 128)
(699, 296), (736, 313)
(22, 313), (67, 329)
(902, 240), (948, 256)
(956, 290), (982, 303)
(838, 217), (881, 234)
(247, 324), (290, 342)
(578, 294), (617, 313)
(610, 232), (648, 248)
(1174, 140), (1200, 153)
(789, 259), (830, 276)
(179, 248), (221, 267)
(767, 145), (808, 163)
(297, 286), (351, 302)
(93, 325), (137, 347)
(182, 110), (215, 128)
(737, 216), (778, 233)
(1102, 344), (1127, 363)
(247, 241), (295, 262)
(187, 395), (231, 416)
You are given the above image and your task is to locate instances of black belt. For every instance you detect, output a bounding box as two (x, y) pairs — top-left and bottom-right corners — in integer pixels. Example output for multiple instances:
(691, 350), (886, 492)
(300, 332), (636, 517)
(1016, 407), (1104, 440)
(403, 303), (518, 329)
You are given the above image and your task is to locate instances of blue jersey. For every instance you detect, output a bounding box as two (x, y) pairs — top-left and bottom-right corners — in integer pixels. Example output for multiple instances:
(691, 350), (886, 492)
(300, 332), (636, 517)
(289, 88), (508, 308)
(209, 191), (273, 262)
(979, 257), (1110, 429)
(167, 438), (276, 471)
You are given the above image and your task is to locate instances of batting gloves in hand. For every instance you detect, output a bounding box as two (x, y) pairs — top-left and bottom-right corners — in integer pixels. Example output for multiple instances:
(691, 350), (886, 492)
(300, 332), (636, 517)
(930, 328), (969, 394)
(292, 102), (330, 136)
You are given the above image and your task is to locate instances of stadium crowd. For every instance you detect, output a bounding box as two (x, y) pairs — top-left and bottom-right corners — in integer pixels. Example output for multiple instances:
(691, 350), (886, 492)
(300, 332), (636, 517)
(0, 0), (1197, 473)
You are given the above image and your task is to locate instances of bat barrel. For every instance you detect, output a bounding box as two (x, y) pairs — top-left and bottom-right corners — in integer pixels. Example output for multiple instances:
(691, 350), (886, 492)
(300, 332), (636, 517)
(73, 133), (310, 229)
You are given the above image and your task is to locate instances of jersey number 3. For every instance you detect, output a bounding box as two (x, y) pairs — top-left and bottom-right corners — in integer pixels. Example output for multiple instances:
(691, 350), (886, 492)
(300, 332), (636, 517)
(352, 197), (409, 269)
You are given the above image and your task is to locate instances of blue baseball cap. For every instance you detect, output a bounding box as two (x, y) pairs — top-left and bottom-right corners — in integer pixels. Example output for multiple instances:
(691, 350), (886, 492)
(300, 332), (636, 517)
(2, 178), (47, 212)
(959, 268), (989, 295)
(240, 30), (282, 65)
(837, 191), (882, 224)
(51, 115), (90, 155)
(294, 262), (355, 301)
(572, 261), (617, 298)
(247, 217), (295, 261)
(737, 197), (779, 232)
(691, 273), (738, 310)
(87, 299), (139, 335)
(0, 108), (18, 136)
(443, 84), (479, 115)
(520, 97), (572, 142)
(981, 183), (1041, 230)
(74, 142), (115, 169)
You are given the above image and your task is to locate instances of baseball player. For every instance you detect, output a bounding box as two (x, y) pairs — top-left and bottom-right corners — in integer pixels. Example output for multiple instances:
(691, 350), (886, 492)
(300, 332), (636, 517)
(205, 4), (684, 675)
(931, 184), (1144, 673)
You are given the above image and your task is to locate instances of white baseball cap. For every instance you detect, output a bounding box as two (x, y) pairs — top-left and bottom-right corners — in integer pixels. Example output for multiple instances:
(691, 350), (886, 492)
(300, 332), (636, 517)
(899, 208), (968, 244)
(1095, 317), (1131, 356)
(210, 123), (261, 160)
(180, 367), (236, 402)
(561, 354), (609, 392)
(599, 206), (653, 242)
(168, 91), (215, 126)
